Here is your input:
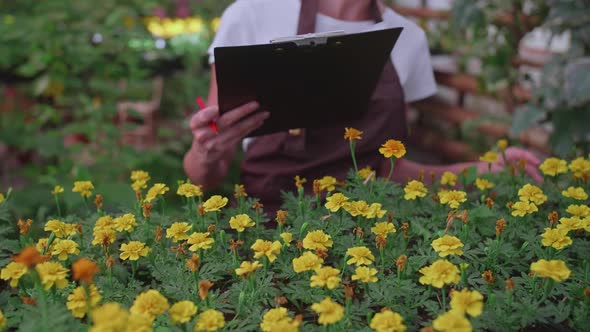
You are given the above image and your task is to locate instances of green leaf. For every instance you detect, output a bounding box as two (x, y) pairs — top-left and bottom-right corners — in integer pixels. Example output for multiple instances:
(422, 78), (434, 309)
(510, 105), (546, 135)
(564, 57), (590, 107)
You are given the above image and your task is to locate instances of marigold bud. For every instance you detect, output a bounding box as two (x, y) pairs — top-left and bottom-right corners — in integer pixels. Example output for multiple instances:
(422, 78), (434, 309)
(506, 202), (513, 210)
(401, 223), (409, 238)
(315, 248), (329, 259)
(207, 224), (216, 233)
(430, 171), (436, 184)
(274, 296), (288, 307)
(313, 179), (321, 195)
(135, 190), (142, 202)
(296, 240), (304, 250)
(582, 173), (589, 184)
(276, 210), (288, 225)
(509, 164), (516, 176)
(106, 255), (116, 269)
(197, 203), (205, 216)
(229, 240), (243, 251)
(186, 254), (200, 272)
(485, 197), (495, 208)
(20, 296), (37, 306)
(142, 202), (152, 218)
(396, 254), (407, 272)
(518, 158), (527, 171)
(505, 278), (515, 291)
(418, 169), (425, 182)
(548, 211), (559, 226)
(234, 184), (247, 198)
(495, 218), (506, 237)
(353, 227), (364, 239)
(482, 270), (495, 285)
(155, 226), (163, 242)
(431, 195), (440, 203)
(17, 219), (33, 235)
(76, 223), (83, 235)
(94, 194), (103, 209)
(457, 210), (469, 224)
(584, 287), (590, 300)
(343, 283), (354, 300)
(198, 280), (214, 300)
(387, 212), (394, 223)
(375, 235), (387, 251)
(252, 202), (264, 211)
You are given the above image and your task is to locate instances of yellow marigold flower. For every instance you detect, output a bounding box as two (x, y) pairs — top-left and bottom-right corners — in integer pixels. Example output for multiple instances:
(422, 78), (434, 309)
(127, 313), (153, 332)
(37, 238), (55, 254)
(325, 193), (349, 212)
(131, 170), (151, 183)
(450, 289), (484, 317)
(51, 185), (64, 195)
(558, 216), (585, 232)
(366, 203), (387, 219)
(539, 157), (568, 176)
(292, 251), (324, 273)
(432, 311), (472, 332)
(91, 228), (116, 247)
(479, 151), (498, 163)
(566, 204), (590, 217)
(229, 214), (255, 232)
(541, 227), (572, 250)
(371, 222), (396, 238)
(404, 180), (428, 200)
(432, 235), (464, 257)
(73, 181), (94, 198)
(352, 266), (379, 283)
(343, 200), (370, 217)
(280, 232), (293, 246)
(166, 222), (192, 242)
(44, 219), (77, 238)
(177, 183), (203, 198)
(511, 201), (538, 217)
(51, 239), (80, 261)
(169, 300), (198, 324)
(518, 184), (547, 205)
(36, 261), (69, 290)
(235, 260), (262, 278)
(130, 289), (169, 321)
(475, 178), (494, 191)
(438, 190), (467, 209)
(440, 171), (457, 186)
(187, 232), (215, 251)
(260, 307), (300, 332)
(311, 297), (344, 326)
(94, 215), (115, 232)
(251, 239), (281, 263)
(344, 127), (363, 141)
(379, 139), (406, 159)
(318, 176), (337, 192)
(303, 230), (333, 251)
(202, 195), (228, 212)
(346, 246), (375, 266)
(1, 262), (28, 287)
(132, 180), (148, 192)
(370, 309), (407, 332)
(530, 259), (571, 282)
(144, 183), (169, 203)
(119, 241), (150, 261)
(359, 166), (375, 180)
(195, 309), (225, 331)
(113, 213), (137, 233)
(569, 157), (590, 178)
(562, 186), (588, 200)
(496, 139), (508, 151)
(0, 309), (5, 331)
(310, 266), (341, 289)
(67, 284), (102, 318)
(418, 259), (460, 288)
(90, 302), (129, 332)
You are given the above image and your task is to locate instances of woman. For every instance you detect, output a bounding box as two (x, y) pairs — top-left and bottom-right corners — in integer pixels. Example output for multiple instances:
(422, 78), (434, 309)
(184, 0), (541, 211)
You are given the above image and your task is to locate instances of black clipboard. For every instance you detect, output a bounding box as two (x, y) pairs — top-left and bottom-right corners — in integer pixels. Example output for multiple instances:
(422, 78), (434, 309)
(214, 27), (403, 137)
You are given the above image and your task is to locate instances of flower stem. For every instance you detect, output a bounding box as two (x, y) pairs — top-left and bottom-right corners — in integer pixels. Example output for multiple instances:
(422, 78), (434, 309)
(441, 287), (447, 312)
(387, 158), (396, 181)
(350, 141), (359, 174)
(55, 196), (62, 218)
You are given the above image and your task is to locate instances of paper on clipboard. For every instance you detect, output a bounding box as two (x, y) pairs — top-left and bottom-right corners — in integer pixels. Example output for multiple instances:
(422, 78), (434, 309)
(270, 30), (345, 46)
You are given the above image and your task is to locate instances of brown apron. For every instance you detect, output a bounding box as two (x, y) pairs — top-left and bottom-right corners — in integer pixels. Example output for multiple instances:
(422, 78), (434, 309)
(241, 0), (407, 213)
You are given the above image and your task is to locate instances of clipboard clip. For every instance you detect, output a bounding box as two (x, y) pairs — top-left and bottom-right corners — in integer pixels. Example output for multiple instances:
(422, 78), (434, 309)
(270, 30), (345, 46)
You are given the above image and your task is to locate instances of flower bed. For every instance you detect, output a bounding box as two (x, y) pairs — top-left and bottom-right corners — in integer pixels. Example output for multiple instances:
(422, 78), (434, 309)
(0, 136), (589, 331)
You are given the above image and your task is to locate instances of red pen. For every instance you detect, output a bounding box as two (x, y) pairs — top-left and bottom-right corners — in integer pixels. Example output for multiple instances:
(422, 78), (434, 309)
(196, 96), (218, 134)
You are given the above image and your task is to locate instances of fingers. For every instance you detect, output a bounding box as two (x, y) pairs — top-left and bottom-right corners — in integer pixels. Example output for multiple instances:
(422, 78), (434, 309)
(204, 111), (269, 150)
(190, 106), (219, 130)
(506, 147), (541, 167)
(524, 163), (543, 183)
(216, 101), (260, 130)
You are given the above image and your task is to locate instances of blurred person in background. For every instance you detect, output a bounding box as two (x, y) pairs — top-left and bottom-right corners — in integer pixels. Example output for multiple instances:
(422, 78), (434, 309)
(184, 0), (541, 212)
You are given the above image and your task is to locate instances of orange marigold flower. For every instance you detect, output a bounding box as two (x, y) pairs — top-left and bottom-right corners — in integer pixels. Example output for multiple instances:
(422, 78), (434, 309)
(495, 219), (506, 236)
(344, 127), (363, 141)
(186, 254), (200, 272)
(13, 246), (48, 268)
(482, 270), (495, 285)
(17, 219), (33, 235)
(379, 139), (406, 159)
(198, 280), (214, 300)
(72, 258), (99, 284)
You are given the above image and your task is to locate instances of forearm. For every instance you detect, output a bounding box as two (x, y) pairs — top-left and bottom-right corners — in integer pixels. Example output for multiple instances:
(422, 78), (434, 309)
(183, 144), (234, 190)
(383, 158), (487, 184)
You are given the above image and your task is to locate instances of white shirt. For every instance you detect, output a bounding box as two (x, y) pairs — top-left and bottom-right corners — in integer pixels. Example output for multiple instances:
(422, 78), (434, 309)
(208, 0), (437, 103)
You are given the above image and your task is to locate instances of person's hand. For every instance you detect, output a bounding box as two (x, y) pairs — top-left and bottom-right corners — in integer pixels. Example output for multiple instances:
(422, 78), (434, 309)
(490, 146), (543, 182)
(189, 101), (269, 164)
